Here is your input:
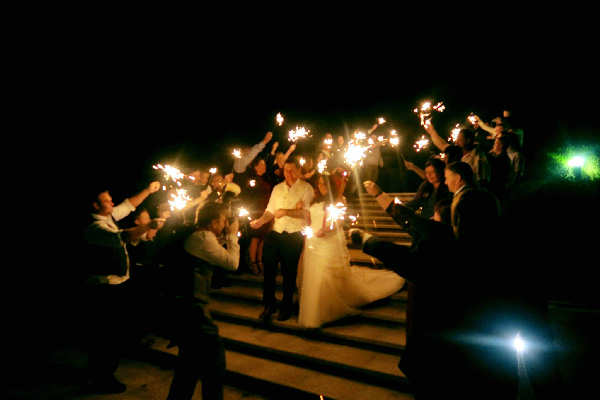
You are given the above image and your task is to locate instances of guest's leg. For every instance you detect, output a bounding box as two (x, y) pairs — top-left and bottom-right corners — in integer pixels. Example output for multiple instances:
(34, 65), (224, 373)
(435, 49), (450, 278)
(257, 239), (265, 272)
(248, 237), (260, 274)
(262, 231), (280, 308)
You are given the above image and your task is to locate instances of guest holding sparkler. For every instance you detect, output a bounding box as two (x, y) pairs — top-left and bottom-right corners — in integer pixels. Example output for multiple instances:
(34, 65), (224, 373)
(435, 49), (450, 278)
(243, 156), (274, 275)
(232, 131), (273, 174)
(165, 202), (239, 400)
(83, 181), (161, 394)
(250, 158), (313, 322)
(266, 142), (297, 185)
(404, 158), (451, 219)
(487, 134), (513, 204)
(362, 134), (384, 185)
(423, 121), (490, 185)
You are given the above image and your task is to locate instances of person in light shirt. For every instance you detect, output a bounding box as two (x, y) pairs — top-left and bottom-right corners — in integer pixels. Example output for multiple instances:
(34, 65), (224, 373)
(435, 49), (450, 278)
(83, 181), (161, 394)
(250, 159), (314, 322)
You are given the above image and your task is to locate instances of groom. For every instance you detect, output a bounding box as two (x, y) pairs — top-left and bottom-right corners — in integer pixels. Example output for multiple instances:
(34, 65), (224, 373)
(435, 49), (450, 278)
(250, 159), (314, 321)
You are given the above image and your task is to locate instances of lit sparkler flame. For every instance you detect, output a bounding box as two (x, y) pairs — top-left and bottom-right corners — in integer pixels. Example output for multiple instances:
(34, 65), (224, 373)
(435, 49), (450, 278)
(232, 148), (242, 159)
(439, 153), (447, 160)
(168, 189), (191, 211)
(326, 202), (347, 229)
(238, 207), (250, 218)
(249, 179), (256, 187)
(390, 136), (400, 147)
(317, 159), (327, 174)
(301, 226), (314, 238)
(299, 157), (306, 167)
(468, 114), (477, 125)
(377, 136), (385, 142)
(348, 212), (359, 226)
(288, 126), (310, 142)
(153, 164), (185, 183)
(324, 138), (333, 147)
(344, 141), (368, 168)
(368, 138), (375, 145)
(414, 100), (444, 127)
(394, 197), (402, 205)
(413, 135), (431, 152)
(276, 112), (284, 126)
(209, 167), (217, 174)
(433, 102), (445, 112)
(354, 131), (367, 140)
(378, 117), (386, 125)
(449, 124), (461, 142)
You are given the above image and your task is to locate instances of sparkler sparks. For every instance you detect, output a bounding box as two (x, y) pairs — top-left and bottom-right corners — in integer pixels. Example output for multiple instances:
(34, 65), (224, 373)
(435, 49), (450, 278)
(248, 179), (256, 187)
(389, 136), (400, 147)
(378, 117), (386, 125)
(324, 138), (333, 147)
(326, 202), (347, 229)
(414, 100), (445, 127)
(468, 114), (477, 125)
(449, 124), (461, 142)
(276, 112), (284, 126)
(232, 148), (242, 159)
(301, 226), (314, 238)
(317, 159), (327, 174)
(348, 212), (359, 226)
(288, 126), (310, 142)
(394, 197), (403, 205)
(354, 131), (367, 140)
(344, 141), (368, 168)
(299, 157), (306, 167)
(168, 189), (191, 211)
(413, 135), (431, 152)
(209, 167), (218, 174)
(377, 136), (385, 142)
(153, 164), (185, 183)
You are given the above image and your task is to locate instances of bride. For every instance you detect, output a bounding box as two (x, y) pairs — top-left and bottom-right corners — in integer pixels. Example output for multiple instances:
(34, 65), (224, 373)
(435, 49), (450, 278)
(297, 170), (406, 328)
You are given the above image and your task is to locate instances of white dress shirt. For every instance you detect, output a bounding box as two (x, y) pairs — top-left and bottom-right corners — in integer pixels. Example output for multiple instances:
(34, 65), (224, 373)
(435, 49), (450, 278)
(461, 148), (490, 183)
(266, 179), (314, 234)
(184, 230), (240, 271)
(85, 199), (135, 285)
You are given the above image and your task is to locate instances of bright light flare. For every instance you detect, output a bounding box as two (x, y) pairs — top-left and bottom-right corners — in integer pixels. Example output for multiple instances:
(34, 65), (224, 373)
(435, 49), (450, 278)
(238, 207), (250, 218)
(413, 135), (431, 152)
(317, 159), (327, 174)
(324, 138), (333, 147)
(344, 141), (368, 168)
(301, 226), (314, 238)
(468, 114), (477, 125)
(168, 189), (191, 211)
(348, 212), (359, 226)
(513, 333), (525, 354)
(377, 136), (385, 142)
(326, 202), (347, 229)
(276, 112), (284, 126)
(394, 197), (402, 205)
(449, 124), (461, 143)
(153, 164), (185, 183)
(378, 117), (386, 125)
(288, 126), (310, 142)
(232, 149), (242, 159)
(390, 136), (399, 147)
(299, 157), (306, 167)
(249, 179), (256, 187)
(568, 156), (585, 168)
(414, 100), (444, 127)
(209, 167), (218, 174)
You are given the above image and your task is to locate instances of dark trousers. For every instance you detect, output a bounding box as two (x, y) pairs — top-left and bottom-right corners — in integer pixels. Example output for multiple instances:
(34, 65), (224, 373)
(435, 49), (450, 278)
(87, 282), (136, 380)
(167, 301), (226, 400)
(262, 231), (304, 310)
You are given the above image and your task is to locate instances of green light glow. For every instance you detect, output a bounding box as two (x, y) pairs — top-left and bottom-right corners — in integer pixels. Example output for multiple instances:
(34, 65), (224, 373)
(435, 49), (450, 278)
(549, 146), (600, 180)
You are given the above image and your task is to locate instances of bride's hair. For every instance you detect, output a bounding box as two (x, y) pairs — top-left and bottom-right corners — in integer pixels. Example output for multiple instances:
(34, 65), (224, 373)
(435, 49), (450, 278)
(311, 168), (348, 205)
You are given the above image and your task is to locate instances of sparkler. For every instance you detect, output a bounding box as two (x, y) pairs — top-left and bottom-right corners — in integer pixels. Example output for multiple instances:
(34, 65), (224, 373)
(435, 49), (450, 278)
(288, 126), (310, 142)
(326, 202), (347, 229)
(317, 159), (327, 174)
(390, 136), (400, 147)
(414, 100), (445, 127)
(368, 137), (375, 145)
(276, 112), (284, 126)
(449, 124), (461, 143)
(248, 179), (256, 187)
(232, 148), (242, 159)
(348, 212), (359, 226)
(153, 164), (185, 183)
(468, 114), (477, 125)
(168, 189), (191, 211)
(209, 167), (218, 174)
(299, 157), (306, 167)
(238, 207), (252, 220)
(343, 141), (368, 168)
(377, 136), (385, 142)
(394, 197), (403, 205)
(377, 117), (386, 125)
(301, 226), (314, 238)
(324, 138), (333, 147)
(413, 135), (431, 152)
(354, 131), (367, 141)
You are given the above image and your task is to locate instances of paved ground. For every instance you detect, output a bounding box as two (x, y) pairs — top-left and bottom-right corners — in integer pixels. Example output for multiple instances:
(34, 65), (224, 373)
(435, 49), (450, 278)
(7, 343), (267, 400)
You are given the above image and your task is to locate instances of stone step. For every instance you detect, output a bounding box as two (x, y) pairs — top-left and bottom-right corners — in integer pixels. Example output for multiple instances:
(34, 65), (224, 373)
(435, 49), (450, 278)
(209, 296), (406, 355)
(216, 320), (410, 392)
(147, 337), (413, 400)
(348, 223), (409, 231)
(222, 272), (409, 303)
(210, 284), (407, 324)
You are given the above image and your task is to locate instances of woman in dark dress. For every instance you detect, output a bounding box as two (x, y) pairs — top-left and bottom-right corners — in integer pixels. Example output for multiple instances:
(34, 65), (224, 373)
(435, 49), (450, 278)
(404, 157), (451, 219)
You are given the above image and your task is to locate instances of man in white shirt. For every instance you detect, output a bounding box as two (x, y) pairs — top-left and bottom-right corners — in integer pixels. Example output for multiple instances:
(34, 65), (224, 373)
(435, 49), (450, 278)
(166, 202), (239, 400)
(83, 181), (161, 394)
(250, 159), (314, 322)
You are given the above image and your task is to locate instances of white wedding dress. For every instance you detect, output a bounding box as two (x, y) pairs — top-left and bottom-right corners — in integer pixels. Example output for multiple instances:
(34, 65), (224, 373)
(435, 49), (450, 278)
(297, 202), (406, 328)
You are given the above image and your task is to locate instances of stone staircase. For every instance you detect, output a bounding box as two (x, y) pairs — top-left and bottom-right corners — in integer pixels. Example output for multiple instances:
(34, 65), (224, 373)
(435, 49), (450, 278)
(146, 193), (416, 399)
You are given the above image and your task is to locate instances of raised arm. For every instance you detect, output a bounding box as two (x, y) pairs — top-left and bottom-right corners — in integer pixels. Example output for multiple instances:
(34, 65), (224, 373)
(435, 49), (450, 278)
(234, 131), (272, 173)
(282, 143), (297, 163)
(473, 115), (496, 136)
(423, 121), (450, 152)
(127, 181), (161, 209)
(404, 160), (425, 180)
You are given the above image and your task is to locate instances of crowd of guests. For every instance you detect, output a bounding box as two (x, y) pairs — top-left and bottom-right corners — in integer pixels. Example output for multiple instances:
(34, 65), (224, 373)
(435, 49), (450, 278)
(81, 109), (566, 399)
